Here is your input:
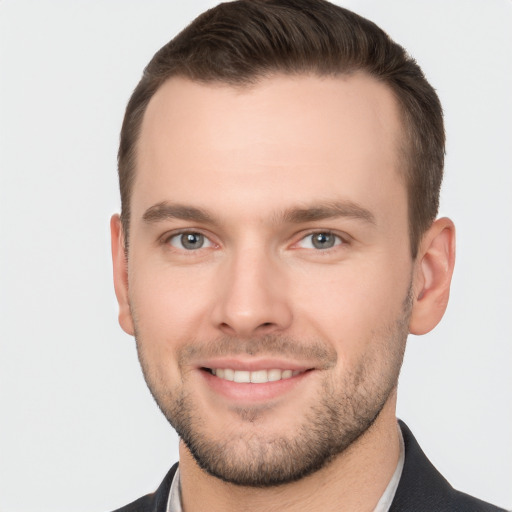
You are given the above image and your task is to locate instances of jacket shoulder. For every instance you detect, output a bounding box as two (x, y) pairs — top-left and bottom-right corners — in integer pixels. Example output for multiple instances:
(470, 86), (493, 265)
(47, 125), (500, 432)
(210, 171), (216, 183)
(448, 489), (507, 512)
(391, 421), (506, 512)
(110, 494), (154, 512)
(110, 463), (178, 512)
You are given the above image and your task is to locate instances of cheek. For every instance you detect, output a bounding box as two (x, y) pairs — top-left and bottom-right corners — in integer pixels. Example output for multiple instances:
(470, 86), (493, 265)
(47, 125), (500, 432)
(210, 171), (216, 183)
(292, 257), (412, 352)
(128, 262), (215, 350)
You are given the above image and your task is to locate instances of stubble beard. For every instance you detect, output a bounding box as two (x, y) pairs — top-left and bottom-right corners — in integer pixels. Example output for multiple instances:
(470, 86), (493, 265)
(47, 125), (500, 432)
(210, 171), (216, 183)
(134, 289), (411, 488)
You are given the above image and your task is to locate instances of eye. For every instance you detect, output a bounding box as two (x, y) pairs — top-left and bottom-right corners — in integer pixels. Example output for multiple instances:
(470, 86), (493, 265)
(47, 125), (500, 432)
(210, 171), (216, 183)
(167, 232), (214, 250)
(297, 232), (343, 250)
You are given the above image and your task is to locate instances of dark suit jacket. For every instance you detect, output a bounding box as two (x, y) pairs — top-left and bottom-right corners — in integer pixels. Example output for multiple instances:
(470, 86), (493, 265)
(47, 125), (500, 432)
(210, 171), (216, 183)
(112, 421), (506, 511)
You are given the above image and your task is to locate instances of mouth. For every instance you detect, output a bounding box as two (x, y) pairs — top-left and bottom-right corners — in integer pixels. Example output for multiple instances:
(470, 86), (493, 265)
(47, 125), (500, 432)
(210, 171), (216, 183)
(204, 367), (305, 383)
(197, 362), (315, 403)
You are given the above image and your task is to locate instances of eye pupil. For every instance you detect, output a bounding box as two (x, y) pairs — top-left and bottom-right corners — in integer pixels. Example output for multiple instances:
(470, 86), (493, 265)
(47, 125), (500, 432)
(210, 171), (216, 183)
(312, 232), (335, 249)
(181, 233), (204, 250)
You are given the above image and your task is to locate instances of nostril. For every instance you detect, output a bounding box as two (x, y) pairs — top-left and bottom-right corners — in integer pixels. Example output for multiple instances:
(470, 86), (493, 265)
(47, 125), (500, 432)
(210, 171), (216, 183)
(256, 322), (278, 334)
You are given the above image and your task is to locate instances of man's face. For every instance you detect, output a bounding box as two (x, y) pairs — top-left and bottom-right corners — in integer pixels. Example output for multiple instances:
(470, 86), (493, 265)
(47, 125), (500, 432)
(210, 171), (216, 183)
(118, 73), (415, 486)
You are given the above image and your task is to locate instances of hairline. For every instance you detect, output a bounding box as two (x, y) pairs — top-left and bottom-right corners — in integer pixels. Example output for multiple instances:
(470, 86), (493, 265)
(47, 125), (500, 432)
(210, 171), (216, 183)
(121, 69), (418, 258)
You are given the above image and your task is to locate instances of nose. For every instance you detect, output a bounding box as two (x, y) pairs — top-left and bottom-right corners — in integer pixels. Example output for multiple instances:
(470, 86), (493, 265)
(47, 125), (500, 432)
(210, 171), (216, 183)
(211, 248), (293, 338)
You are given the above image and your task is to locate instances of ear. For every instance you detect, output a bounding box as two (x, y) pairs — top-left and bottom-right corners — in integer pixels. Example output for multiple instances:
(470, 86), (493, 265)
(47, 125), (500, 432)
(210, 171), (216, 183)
(110, 214), (135, 336)
(409, 217), (456, 335)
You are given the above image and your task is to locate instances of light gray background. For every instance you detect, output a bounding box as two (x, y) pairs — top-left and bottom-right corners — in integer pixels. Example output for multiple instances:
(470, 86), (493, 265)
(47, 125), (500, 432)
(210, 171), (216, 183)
(1, 1), (511, 511)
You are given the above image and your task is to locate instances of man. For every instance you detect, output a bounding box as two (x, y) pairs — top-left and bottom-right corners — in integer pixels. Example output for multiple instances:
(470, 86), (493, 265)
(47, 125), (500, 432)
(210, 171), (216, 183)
(109, 1), (505, 510)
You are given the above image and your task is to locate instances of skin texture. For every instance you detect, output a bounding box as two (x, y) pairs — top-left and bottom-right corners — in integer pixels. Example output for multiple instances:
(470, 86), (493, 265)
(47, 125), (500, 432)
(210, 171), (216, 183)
(111, 73), (455, 511)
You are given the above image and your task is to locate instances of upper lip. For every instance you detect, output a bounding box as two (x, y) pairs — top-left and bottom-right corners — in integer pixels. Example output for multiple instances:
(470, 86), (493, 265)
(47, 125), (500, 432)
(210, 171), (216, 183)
(195, 357), (314, 372)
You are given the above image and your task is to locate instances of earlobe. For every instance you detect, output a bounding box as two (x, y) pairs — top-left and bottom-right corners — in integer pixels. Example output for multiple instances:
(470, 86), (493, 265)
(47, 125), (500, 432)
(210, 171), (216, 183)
(110, 214), (135, 336)
(409, 217), (456, 335)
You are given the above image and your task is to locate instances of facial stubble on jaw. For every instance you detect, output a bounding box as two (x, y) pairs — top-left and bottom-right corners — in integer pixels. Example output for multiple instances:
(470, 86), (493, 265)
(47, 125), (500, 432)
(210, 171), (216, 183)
(133, 286), (412, 488)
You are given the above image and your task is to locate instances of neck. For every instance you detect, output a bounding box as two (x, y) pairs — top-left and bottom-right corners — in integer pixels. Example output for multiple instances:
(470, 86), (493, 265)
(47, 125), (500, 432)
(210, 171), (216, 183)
(179, 394), (401, 512)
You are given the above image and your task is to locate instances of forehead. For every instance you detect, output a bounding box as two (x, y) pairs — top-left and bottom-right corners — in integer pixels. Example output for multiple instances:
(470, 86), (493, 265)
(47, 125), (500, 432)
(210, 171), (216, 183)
(133, 73), (405, 224)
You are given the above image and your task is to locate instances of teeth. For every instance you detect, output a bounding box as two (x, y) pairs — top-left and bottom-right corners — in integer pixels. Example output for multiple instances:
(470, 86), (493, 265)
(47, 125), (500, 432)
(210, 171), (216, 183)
(250, 370), (268, 383)
(233, 370), (250, 383)
(268, 369), (282, 382)
(210, 368), (302, 383)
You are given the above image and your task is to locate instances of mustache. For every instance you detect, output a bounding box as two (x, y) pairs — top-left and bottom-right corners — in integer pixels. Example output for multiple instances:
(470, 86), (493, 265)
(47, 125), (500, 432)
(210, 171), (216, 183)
(177, 334), (338, 369)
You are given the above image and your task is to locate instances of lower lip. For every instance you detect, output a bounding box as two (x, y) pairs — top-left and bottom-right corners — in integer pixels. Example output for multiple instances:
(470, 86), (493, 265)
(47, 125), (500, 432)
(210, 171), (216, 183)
(200, 369), (312, 403)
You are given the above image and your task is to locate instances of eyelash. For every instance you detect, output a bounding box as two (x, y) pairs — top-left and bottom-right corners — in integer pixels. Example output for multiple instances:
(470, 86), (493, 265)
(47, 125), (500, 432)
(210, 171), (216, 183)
(163, 230), (216, 251)
(294, 230), (347, 251)
(161, 229), (349, 253)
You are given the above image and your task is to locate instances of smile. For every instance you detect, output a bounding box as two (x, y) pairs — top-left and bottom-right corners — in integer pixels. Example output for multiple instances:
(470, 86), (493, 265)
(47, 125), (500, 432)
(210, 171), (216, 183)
(209, 368), (304, 383)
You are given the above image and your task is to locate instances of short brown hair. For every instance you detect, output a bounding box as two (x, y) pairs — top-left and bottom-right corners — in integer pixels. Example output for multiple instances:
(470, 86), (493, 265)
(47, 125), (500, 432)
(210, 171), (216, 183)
(118, 0), (444, 258)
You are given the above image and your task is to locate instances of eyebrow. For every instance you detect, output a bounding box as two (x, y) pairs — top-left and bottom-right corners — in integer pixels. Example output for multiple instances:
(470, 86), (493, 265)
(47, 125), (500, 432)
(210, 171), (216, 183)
(279, 201), (376, 225)
(142, 202), (214, 224)
(142, 200), (376, 226)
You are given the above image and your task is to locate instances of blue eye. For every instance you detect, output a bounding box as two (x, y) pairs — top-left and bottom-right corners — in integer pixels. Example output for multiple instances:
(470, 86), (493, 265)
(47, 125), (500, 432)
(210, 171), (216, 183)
(298, 232), (342, 250)
(168, 232), (213, 250)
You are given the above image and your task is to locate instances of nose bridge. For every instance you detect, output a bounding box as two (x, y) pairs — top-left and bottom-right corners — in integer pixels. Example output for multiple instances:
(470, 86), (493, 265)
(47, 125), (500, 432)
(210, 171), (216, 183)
(212, 240), (292, 336)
